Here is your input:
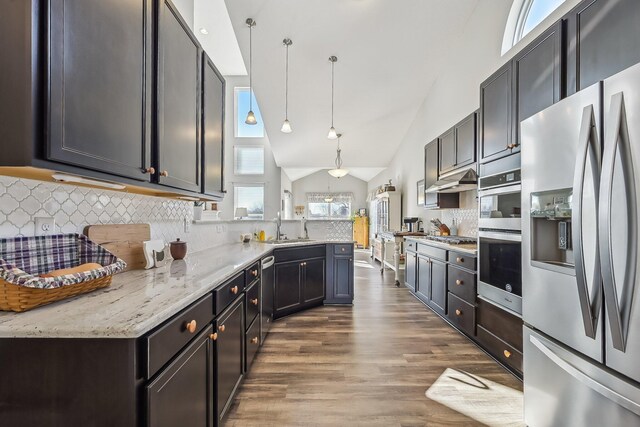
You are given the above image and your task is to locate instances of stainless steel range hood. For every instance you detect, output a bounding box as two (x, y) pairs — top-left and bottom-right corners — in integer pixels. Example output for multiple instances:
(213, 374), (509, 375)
(426, 168), (477, 193)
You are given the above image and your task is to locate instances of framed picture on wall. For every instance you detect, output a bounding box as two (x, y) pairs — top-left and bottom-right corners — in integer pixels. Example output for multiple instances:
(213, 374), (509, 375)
(417, 180), (425, 206)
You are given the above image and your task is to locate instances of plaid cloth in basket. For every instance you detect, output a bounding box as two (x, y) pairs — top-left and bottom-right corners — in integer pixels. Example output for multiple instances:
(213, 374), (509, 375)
(0, 234), (126, 289)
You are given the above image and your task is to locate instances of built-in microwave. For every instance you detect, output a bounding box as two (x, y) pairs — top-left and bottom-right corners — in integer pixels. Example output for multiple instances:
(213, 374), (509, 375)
(477, 229), (522, 315)
(478, 184), (522, 231)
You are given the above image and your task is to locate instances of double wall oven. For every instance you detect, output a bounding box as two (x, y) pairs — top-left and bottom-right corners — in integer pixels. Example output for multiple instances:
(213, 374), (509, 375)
(477, 169), (522, 315)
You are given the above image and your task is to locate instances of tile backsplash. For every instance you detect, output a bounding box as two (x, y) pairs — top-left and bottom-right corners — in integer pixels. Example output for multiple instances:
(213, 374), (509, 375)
(426, 189), (478, 237)
(0, 176), (352, 252)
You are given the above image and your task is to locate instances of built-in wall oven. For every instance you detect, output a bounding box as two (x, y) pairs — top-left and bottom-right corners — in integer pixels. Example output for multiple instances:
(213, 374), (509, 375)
(477, 168), (522, 315)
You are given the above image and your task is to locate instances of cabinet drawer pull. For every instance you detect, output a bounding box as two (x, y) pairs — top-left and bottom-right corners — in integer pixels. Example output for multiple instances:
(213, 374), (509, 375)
(230, 286), (239, 294)
(251, 269), (258, 277)
(341, 247), (346, 252)
(455, 309), (462, 316)
(219, 324), (226, 332)
(251, 337), (259, 344)
(251, 298), (259, 306)
(184, 320), (197, 334)
(210, 332), (218, 341)
(456, 279), (463, 285)
(456, 257), (464, 263)
(143, 167), (155, 175)
(503, 350), (511, 358)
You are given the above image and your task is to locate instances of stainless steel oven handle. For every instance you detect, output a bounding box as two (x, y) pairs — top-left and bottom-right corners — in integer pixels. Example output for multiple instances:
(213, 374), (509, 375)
(478, 231), (521, 242)
(477, 184), (521, 198)
(530, 334), (640, 416)
(572, 105), (601, 339)
(599, 92), (638, 352)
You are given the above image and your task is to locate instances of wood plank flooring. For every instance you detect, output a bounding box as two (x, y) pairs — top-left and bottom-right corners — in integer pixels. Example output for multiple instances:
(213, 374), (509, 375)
(224, 252), (523, 426)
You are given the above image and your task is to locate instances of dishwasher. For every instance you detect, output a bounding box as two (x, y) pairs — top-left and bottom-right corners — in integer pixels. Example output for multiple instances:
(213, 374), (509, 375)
(260, 255), (275, 343)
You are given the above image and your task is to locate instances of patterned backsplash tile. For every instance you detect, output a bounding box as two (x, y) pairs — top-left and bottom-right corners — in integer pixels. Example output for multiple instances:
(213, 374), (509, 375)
(0, 176), (352, 253)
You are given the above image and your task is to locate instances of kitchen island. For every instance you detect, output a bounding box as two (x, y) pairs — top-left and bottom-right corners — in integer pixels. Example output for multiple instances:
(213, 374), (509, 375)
(0, 240), (354, 427)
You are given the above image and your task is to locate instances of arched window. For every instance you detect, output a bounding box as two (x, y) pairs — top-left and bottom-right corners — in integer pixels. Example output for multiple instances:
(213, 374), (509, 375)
(502, 0), (568, 55)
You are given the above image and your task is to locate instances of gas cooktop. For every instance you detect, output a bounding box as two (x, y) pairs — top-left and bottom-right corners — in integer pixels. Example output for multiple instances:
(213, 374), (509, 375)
(423, 235), (477, 245)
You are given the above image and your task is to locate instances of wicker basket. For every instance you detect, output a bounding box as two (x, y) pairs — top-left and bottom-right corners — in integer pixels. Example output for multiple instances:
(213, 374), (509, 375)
(0, 234), (126, 312)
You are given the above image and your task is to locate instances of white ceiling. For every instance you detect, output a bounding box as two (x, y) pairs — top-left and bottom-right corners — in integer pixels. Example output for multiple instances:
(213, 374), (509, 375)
(282, 167), (385, 182)
(219, 0), (479, 180)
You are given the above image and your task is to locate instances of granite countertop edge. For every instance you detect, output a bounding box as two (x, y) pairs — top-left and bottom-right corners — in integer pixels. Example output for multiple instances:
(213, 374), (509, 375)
(0, 239), (353, 339)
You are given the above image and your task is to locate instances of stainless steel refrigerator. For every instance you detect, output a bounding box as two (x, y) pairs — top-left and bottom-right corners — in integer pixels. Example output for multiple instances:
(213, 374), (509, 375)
(521, 62), (640, 426)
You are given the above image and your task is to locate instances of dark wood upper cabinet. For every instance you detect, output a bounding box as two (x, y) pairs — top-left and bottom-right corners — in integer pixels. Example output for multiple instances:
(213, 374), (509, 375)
(424, 140), (458, 209)
(47, 0), (152, 181)
(455, 112), (477, 168)
(513, 21), (563, 145)
(479, 62), (513, 164)
(567, 0), (640, 95)
(438, 128), (456, 174)
(202, 53), (225, 196)
(147, 326), (213, 427)
(157, 0), (202, 192)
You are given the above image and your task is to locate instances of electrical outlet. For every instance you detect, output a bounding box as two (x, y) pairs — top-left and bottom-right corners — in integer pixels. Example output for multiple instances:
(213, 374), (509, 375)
(184, 217), (191, 233)
(35, 217), (56, 236)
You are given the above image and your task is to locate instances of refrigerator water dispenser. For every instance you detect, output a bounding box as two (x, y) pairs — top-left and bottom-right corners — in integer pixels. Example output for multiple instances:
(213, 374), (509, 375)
(530, 189), (575, 272)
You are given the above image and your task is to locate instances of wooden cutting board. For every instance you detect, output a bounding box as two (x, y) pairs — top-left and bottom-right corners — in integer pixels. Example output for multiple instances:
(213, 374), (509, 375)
(84, 224), (151, 271)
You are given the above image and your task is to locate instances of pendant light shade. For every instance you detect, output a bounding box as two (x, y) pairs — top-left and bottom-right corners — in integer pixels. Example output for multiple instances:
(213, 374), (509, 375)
(328, 134), (349, 178)
(281, 38), (293, 133)
(327, 56), (338, 140)
(245, 18), (257, 126)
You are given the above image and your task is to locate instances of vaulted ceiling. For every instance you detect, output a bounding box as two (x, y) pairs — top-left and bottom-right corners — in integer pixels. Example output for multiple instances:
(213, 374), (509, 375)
(222, 0), (481, 180)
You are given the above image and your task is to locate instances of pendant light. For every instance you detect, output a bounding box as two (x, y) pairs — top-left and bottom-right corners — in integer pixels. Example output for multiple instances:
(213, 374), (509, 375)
(328, 134), (349, 178)
(327, 56), (338, 139)
(280, 38), (293, 133)
(245, 18), (257, 125)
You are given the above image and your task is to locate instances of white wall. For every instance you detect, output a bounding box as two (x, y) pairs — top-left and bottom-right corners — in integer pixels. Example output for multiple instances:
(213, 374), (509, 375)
(292, 170), (367, 218)
(218, 76), (282, 221)
(368, 0), (582, 225)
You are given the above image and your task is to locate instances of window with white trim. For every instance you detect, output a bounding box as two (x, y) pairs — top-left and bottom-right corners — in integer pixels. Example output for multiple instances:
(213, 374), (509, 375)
(234, 184), (264, 219)
(235, 88), (264, 138)
(234, 146), (264, 175)
(306, 192), (353, 220)
(502, 0), (568, 55)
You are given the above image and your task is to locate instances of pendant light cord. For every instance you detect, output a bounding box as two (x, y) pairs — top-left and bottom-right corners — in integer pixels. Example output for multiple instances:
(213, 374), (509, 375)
(331, 60), (335, 127)
(249, 22), (253, 112)
(285, 43), (289, 119)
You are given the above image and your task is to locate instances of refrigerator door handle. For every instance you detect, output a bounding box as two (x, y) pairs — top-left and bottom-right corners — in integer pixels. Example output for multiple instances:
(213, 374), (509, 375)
(530, 334), (640, 416)
(599, 92), (638, 352)
(572, 105), (602, 339)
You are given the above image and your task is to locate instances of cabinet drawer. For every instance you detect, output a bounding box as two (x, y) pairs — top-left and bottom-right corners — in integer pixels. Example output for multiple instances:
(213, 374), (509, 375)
(333, 244), (353, 255)
(245, 280), (260, 329)
(405, 240), (417, 253)
(477, 298), (523, 352)
(417, 243), (446, 261)
(446, 293), (475, 336)
(146, 293), (214, 378)
(477, 325), (522, 374)
(448, 251), (476, 271)
(245, 317), (260, 370)
(447, 266), (476, 304)
(245, 261), (260, 285)
(274, 244), (325, 263)
(214, 272), (245, 315)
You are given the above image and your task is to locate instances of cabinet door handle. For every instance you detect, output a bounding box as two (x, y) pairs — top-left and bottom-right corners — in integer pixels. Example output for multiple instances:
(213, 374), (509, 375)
(210, 332), (218, 341)
(251, 337), (259, 345)
(218, 324), (226, 332)
(503, 350), (511, 358)
(341, 247), (346, 252)
(160, 170), (169, 177)
(143, 167), (155, 175)
(184, 320), (197, 333)
(456, 279), (463, 285)
(230, 286), (238, 294)
(251, 298), (259, 306)
(455, 309), (462, 316)
(456, 257), (464, 263)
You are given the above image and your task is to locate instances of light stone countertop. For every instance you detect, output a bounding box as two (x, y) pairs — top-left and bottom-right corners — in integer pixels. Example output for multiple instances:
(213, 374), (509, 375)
(0, 240), (350, 339)
(404, 236), (478, 256)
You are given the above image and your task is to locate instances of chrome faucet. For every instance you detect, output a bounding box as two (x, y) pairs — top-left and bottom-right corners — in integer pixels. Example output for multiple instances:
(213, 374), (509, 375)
(276, 211), (283, 240)
(302, 217), (309, 240)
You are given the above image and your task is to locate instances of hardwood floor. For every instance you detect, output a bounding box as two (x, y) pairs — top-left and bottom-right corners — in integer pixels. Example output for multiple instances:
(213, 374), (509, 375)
(224, 251), (523, 426)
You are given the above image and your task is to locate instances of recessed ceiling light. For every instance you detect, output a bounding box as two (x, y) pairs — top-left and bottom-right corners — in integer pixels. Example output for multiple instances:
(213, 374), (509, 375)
(199, 27), (209, 35)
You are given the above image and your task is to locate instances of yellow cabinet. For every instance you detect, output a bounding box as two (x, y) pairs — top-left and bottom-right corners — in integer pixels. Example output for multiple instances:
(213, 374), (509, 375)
(353, 217), (369, 248)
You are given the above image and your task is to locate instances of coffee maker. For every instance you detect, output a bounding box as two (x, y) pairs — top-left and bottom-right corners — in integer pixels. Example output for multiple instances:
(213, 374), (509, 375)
(403, 217), (420, 233)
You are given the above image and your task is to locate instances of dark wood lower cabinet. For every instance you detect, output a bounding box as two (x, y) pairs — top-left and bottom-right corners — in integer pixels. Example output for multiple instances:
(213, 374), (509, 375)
(325, 244), (354, 304)
(274, 260), (302, 316)
(215, 296), (245, 424)
(274, 251), (329, 318)
(303, 258), (326, 304)
(405, 250), (417, 292)
(428, 258), (447, 317)
(416, 255), (431, 303)
(147, 326), (213, 427)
